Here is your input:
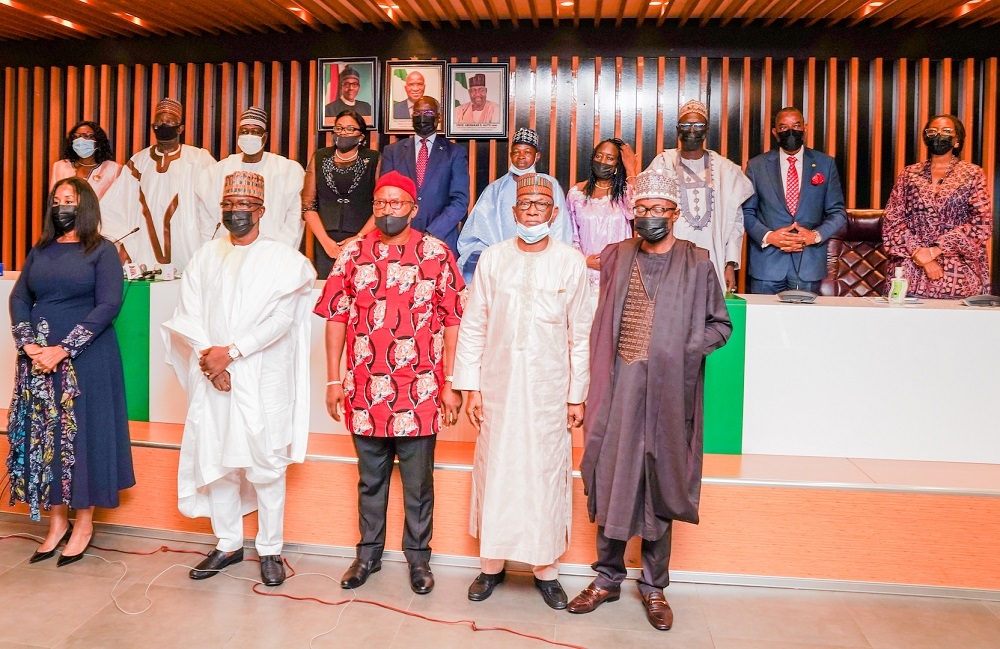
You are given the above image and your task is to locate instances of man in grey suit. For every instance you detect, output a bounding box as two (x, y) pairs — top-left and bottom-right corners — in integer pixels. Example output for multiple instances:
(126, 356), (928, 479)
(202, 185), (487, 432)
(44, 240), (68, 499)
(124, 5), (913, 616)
(743, 107), (847, 293)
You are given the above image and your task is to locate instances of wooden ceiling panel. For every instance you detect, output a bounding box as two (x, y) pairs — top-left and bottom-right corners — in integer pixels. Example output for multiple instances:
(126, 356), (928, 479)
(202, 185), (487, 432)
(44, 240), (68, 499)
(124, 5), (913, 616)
(0, 0), (996, 39)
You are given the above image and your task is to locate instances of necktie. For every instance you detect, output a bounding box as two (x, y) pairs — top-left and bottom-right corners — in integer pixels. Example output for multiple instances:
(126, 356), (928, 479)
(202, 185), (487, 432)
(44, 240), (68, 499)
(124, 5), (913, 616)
(416, 138), (428, 189)
(785, 155), (799, 215)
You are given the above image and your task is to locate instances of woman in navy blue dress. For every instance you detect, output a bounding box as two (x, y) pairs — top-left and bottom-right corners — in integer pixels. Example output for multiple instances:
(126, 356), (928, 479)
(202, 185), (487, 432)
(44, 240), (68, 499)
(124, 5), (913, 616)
(7, 177), (134, 566)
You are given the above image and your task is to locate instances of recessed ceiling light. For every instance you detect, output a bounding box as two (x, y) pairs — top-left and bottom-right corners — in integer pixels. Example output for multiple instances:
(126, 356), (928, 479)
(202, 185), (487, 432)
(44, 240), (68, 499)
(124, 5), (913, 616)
(560, 1), (574, 6)
(649, 1), (663, 5)
(868, 1), (884, 6)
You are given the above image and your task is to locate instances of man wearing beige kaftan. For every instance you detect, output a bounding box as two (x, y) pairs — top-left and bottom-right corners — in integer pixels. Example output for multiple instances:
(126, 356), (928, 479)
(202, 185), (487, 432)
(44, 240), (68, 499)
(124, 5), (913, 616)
(453, 174), (591, 610)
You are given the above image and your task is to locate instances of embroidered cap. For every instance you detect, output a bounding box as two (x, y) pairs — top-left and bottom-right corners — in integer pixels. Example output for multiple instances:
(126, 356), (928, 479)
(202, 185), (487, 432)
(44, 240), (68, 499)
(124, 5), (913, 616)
(375, 170), (417, 201)
(515, 173), (553, 196)
(678, 99), (709, 121)
(341, 66), (360, 81)
(223, 171), (265, 201)
(468, 74), (487, 87)
(512, 128), (539, 149)
(154, 98), (183, 121)
(239, 106), (268, 130)
(634, 168), (680, 204)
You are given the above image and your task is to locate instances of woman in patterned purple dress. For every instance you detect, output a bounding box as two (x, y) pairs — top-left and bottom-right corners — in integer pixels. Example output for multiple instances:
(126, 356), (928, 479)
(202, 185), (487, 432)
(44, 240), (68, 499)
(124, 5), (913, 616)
(7, 177), (134, 566)
(882, 115), (992, 299)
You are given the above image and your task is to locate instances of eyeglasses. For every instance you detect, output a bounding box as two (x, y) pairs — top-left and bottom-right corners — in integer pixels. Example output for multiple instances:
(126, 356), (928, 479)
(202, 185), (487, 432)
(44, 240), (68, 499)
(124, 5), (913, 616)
(411, 110), (437, 118)
(220, 201), (263, 210)
(515, 200), (554, 211)
(924, 127), (956, 137)
(677, 122), (707, 132)
(332, 125), (362, 135)
(373, 199), (414, 210)
(632, 206), (678, 217)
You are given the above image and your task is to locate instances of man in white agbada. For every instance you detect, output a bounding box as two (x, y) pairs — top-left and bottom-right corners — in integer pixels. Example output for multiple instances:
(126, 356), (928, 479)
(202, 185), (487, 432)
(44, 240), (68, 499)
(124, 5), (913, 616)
(456, 128), (572, 283)
(198, 106), (306, 249)
(100, 97), (217, 271)
(452, 173), (591, 610)
(162, 171), (316, 587)
(644, 99), (754, 293)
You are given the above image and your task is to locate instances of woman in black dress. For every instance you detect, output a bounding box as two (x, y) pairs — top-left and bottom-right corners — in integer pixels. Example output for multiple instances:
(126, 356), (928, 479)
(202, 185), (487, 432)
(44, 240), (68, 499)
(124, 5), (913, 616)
(302, 109), (380, 277)
(7, 177), (135, 566)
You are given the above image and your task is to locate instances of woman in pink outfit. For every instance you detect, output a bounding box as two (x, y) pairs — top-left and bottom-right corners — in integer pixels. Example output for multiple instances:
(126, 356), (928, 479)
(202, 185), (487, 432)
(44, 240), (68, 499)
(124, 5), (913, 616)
(49, 121), (122, 200)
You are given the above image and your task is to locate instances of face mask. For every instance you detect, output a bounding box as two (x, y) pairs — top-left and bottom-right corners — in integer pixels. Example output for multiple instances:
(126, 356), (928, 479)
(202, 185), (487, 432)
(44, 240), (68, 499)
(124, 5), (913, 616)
(72, 138), (96, 159)
(238, 134), (264, 156)
(335, 135), (362, 153)
(509, 164), (537, 177)
(776, 129), (805, 152)
(375, 215), (409, 237)
(516, 221), (550, 244)
(152, 123), (180, 142)
(222, 210), (256, 237)
(412, 115), (437, 138)
(678, 130), (706, 152)
(634, 217), (670, 243)
(51, 205), (77, 234)
(924, 135), (955, 156)
(592, 161), (616, 180)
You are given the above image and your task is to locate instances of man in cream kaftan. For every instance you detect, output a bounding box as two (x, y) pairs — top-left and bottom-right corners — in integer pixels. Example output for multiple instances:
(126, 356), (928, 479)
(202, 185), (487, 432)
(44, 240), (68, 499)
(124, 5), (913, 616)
(100, 98), (216, 271)
(453, 173), (591, 610)
(162, 171), (316, 586)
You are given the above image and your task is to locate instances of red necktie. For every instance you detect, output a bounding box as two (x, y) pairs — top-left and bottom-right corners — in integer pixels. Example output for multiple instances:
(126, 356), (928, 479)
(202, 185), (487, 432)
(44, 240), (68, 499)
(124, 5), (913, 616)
(786, 155), (799, 215)
(416, 138), (428, 188)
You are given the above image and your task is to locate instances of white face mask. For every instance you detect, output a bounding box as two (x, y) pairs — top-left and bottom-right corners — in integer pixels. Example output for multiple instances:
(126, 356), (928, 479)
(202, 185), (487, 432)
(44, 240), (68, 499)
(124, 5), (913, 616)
(72, 138), (96, 159)
(516, 220), (550, 244)
(510, 163), (537, 177)
(238, 134), (264, 156)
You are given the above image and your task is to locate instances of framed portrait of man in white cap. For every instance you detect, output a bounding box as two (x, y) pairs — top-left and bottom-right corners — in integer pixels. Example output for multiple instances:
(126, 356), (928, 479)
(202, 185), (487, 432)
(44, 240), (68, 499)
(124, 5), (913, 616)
(445, 63), (509, 139)
(318, 57), (379, 131)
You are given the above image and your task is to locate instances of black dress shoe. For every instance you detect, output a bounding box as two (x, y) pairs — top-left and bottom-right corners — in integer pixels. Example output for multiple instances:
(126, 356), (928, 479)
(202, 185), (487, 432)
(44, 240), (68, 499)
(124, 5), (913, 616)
(468, 570), (505, 601)
(29, 524), (73, 564)
(534, 577), (568, 610)
(409, 561), (434, 595)
(259, 555), (286, 586)
(56, 532), (93, 568)
(189, 548), (244, 580)
(340, 558), (382, 589)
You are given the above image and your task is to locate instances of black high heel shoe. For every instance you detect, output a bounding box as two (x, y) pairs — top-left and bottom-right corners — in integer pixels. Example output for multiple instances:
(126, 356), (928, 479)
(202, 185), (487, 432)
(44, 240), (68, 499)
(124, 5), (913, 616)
(29, 523), (73, 564)
(56, 531), (93, 567)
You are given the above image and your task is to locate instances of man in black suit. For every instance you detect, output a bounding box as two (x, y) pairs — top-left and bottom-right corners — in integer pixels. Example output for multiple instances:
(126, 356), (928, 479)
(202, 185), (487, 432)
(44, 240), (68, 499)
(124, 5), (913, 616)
(324, 66), (372, 118)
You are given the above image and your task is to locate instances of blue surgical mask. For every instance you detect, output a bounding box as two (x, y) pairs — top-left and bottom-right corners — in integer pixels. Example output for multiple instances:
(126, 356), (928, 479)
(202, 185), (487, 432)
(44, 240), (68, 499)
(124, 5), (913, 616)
(516, 221), (550, 244)
(72, 138), (96, 159)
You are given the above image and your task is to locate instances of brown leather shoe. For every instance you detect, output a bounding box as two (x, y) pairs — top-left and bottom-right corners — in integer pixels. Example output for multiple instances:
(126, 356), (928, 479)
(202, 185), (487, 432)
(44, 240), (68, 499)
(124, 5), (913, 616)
(642, 591), (674, 630)
(567, 582), (621, 614)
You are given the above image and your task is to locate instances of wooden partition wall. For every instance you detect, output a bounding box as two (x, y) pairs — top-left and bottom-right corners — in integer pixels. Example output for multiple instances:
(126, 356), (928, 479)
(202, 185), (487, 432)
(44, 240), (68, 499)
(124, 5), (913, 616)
(2, 55), (998, 275)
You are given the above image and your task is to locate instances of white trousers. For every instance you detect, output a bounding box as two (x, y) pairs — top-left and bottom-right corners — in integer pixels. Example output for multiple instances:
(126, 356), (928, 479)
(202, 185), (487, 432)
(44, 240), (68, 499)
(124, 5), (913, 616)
(481, 558), (560, 581)
(207, 469), (287, 556)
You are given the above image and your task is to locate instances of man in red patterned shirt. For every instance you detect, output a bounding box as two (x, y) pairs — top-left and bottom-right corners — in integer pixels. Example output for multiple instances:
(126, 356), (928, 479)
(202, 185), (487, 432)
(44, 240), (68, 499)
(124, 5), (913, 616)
(315, 170), (465, 595)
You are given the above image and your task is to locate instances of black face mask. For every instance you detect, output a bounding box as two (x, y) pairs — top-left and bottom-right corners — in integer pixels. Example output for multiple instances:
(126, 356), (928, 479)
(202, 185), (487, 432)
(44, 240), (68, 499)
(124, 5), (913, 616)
(634, 217), (670, 243)
(152, 123), (180, 142)
(222, 210), (256, 237)
(776, 129), (805, 152)
(375, 215), (409, 237)
(335, 135), (362, 153)
(51, 205), (77, 234)
(678, 130), (707, 152)
(411, 115), (437, 138)
(592, 161), (616, 180)
(924, 135), (955, 156)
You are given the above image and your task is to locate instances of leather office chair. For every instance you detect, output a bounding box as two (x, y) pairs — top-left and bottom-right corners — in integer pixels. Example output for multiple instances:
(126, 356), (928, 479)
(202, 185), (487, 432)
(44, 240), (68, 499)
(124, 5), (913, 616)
(819, 209), (889, 297)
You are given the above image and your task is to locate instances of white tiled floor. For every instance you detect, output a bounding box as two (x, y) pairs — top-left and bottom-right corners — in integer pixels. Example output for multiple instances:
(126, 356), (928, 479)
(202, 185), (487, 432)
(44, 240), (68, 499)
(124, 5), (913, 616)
(1, 520), (998, 649)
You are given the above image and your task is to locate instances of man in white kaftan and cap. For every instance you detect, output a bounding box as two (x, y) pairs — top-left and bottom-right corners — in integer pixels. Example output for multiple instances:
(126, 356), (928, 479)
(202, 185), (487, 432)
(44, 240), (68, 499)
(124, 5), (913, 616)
(456, 128), (572, 283)
(452, 173), (591, 610)
(162, 171), (316, 587)
(100, 97), (217, 271)
(644, 99), (754, 293)
(197, 106), (306, 249)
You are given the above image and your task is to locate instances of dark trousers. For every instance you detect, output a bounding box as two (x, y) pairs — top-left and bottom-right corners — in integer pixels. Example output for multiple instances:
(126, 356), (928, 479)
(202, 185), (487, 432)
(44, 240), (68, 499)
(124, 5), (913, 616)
(748, 266), (821, 294)
(592, 524), (672, 597)
(352, 434), (436, 565)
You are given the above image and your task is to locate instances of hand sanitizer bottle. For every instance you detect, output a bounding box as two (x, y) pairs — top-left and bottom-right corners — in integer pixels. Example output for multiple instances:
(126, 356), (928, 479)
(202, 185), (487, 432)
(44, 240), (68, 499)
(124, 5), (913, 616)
(888, 267), (908, 305)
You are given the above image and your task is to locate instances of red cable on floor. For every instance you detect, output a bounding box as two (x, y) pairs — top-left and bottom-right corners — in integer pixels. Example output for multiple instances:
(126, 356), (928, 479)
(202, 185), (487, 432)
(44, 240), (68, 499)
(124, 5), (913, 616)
(1, 534), (588, 649)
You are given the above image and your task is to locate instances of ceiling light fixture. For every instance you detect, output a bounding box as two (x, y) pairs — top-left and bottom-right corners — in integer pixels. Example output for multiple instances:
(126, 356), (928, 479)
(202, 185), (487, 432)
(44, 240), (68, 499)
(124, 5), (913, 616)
(560, 1), (574, 6)
(868, 1), (884, 6)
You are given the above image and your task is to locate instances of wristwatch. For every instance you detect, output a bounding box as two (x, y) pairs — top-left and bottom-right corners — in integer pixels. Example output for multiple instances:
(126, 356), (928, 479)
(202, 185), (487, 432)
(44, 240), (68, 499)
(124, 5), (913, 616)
(813, 232), (822, 245)
(227, 344), (241, 361)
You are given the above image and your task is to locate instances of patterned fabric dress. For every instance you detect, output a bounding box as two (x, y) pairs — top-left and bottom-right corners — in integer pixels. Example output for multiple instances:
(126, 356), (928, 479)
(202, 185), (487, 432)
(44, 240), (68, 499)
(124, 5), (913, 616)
(566, 184), (635, 300)
(313, 229), (466, 437)
(882, 158), (992, 299)
(7, 239), (135, 520)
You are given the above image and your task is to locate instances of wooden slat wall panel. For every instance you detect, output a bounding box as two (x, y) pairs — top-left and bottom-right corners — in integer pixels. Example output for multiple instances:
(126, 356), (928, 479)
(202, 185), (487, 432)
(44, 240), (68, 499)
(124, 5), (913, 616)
(1, 55), (998, 290)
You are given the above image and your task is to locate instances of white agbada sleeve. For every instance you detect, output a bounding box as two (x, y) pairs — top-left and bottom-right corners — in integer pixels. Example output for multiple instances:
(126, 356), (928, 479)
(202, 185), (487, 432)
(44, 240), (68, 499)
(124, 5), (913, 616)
(452, 248), (496, 392)
(273, 156), (306, 249)
(98, 167), (140, 243)
(565, 252), (592, 404)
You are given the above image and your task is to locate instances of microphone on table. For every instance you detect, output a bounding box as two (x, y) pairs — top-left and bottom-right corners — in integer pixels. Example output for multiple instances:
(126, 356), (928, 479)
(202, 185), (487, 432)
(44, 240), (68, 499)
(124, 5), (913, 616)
(212, 221), (222, 239)
(111, 227), (140, 245)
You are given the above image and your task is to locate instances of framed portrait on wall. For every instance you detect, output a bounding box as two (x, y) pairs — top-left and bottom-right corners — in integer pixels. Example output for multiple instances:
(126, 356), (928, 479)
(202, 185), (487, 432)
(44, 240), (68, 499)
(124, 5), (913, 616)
(383, 60), (446, 135)
(445, 63), (509, 139)
(318, 57), (379, 131)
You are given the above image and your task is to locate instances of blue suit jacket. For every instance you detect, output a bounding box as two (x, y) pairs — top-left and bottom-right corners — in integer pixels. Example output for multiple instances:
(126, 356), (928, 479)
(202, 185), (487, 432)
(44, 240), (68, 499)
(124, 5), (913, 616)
(380, 136), (470, 254)
(743, 148), (847, 282)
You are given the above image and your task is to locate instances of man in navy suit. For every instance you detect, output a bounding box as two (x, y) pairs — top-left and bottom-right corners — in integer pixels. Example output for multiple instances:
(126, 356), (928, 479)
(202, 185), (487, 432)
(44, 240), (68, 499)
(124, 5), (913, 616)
(380, 95), (470, 254)
(743, 107), (847, 293)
